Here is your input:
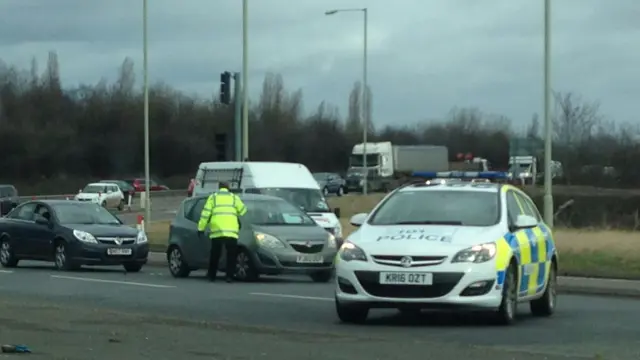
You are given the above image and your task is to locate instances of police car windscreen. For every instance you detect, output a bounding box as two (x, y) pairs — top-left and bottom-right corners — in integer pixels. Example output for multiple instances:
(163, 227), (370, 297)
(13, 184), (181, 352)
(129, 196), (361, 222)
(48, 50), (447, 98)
(368, 190), (499, 227)
(244, 199), (316, 226)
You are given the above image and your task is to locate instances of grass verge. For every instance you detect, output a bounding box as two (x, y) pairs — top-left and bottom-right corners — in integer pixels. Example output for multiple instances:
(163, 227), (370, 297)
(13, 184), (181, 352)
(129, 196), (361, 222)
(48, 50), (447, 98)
(143, 195), (640, 279)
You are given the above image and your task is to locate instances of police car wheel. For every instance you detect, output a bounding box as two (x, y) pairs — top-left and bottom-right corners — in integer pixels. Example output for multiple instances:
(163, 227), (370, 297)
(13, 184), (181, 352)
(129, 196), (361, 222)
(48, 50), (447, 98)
(530, 262), (557, 317)
(335, 297), (369, 324)
(494, 263), (518, 325)
(167, 246), (191, 278)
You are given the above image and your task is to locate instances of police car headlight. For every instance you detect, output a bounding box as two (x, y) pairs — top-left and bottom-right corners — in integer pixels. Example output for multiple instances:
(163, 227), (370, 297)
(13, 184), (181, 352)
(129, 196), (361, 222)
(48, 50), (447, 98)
(255, 232), (285, 249)
(451, 242), (496, 263)
(327, 233), (336, 248)
(73, 229), (98, 244)
(339, 242), (367, 262)
(136, 231), (148, 244)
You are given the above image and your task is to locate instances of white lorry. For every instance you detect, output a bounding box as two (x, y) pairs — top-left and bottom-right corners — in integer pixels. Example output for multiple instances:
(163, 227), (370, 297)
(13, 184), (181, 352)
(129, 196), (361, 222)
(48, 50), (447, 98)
(346, 142), (450, 192)
(508, 155), (563, 185)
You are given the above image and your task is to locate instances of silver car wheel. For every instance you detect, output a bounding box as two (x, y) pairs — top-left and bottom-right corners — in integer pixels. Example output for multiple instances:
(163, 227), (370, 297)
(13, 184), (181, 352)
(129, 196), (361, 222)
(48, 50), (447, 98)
(169, 248), (182, 274)
(0, 241), (10, 264)
(236, 252), (249, 279)
(505, 271), (517, 319)
(55, 244), (66, 268)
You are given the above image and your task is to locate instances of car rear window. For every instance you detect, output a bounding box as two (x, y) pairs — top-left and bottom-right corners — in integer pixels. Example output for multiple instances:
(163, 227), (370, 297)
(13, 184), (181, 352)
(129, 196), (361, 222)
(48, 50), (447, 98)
(368, 190), (500, 227)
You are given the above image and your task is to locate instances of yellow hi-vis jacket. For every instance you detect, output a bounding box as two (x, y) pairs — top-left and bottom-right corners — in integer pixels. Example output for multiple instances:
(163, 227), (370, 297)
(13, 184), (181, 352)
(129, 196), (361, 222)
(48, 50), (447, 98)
(197, 188), (247, 239)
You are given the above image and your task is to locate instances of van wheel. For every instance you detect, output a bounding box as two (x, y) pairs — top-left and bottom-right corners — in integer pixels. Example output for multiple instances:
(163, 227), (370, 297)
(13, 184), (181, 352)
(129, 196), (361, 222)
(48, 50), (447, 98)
(167, 246), (191, 278)
(530, 262), (557, 317)
(494, 262), (518, 325)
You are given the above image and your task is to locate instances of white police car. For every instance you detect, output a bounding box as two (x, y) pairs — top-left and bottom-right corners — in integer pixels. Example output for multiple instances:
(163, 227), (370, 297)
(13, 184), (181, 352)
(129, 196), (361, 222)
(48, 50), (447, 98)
(334, 174), (558, 325)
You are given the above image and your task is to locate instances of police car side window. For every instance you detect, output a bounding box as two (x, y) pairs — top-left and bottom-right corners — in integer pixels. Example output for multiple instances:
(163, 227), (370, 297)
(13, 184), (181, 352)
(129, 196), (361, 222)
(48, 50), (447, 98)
(516, 193), (541, 221)
(505, 192), (521, 225)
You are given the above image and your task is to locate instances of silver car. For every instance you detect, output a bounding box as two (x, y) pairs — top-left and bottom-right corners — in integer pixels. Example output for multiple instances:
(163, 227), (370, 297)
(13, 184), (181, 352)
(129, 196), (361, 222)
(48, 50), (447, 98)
(166, 194), (338, 282)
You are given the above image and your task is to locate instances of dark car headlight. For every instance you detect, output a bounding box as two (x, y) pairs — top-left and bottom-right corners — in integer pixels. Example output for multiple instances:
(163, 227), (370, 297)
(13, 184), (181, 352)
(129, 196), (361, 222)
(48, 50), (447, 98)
(339, 242), (367, 262)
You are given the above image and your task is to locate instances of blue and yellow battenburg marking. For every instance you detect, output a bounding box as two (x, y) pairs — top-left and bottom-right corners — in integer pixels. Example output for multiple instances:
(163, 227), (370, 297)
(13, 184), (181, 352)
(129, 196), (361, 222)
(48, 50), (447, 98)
(495, 224), (555, 296)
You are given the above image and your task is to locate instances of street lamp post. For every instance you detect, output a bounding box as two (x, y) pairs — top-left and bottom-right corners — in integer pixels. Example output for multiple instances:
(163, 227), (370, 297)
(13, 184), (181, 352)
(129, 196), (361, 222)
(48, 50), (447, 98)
(242, 0), (249, 161)
(325, 8), (369, 194)
(142, 0), (151, 224)
(543, 0), (553, 227)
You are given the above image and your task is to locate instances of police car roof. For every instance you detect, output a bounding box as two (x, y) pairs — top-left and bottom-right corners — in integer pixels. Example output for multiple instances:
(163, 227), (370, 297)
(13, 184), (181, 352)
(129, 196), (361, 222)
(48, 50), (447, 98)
(399, 181), (501, 193)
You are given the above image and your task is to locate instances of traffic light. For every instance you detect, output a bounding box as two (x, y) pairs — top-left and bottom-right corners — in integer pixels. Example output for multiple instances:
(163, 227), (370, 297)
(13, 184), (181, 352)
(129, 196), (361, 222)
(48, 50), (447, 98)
(220, 72), (231, 105)
(215, 133), (227, 161)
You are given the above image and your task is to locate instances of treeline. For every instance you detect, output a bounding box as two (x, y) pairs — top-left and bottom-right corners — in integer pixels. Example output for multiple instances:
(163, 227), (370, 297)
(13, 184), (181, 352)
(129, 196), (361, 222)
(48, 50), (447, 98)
(1, 51), (639, 194)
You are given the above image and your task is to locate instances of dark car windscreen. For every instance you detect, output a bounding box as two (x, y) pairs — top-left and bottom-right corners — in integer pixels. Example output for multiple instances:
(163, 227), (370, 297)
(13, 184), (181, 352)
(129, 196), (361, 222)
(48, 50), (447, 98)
(244, 199), (316, 226)
(368, 190), (500, 227)
(53, 203), (121, 225)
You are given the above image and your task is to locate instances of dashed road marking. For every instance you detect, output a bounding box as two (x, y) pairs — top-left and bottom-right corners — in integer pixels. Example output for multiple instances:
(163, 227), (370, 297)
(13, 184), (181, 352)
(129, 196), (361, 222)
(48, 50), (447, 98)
(250, 292), (332, 302)
(51, 275), (175, 288)
(0, 270), (13, 274)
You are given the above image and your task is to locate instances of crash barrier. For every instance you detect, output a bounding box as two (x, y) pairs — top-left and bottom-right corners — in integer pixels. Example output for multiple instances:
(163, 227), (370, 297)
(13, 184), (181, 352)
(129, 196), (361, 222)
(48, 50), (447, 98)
(19, 189), (187, 204)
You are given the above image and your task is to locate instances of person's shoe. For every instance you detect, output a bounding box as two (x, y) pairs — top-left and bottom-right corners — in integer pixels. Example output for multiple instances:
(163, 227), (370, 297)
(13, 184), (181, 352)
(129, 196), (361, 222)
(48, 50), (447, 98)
(225, 277), (233, 283)
(206, 273), (216, 282)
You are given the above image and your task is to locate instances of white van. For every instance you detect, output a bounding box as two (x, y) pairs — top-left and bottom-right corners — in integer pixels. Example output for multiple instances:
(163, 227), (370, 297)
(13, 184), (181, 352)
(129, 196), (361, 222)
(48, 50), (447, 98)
(193, 161), (343, 239)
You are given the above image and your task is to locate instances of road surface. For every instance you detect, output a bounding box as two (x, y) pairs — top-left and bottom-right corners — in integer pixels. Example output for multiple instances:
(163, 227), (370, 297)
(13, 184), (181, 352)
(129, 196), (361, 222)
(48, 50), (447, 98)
(1, 263), (639, 359)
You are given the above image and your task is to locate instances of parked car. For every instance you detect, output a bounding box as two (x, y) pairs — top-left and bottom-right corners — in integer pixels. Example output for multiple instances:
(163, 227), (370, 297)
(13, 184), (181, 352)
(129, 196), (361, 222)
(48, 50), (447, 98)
(75, 183), (126, 211)
(166, 193), (338, 282)
(100, 180), (136, 204)
(0, 200), (149, 271)
(313, 172), (346, 196)
(125, 178), (169, 192)
(187, 178), (195, 197)
(0, 185), (19, 216)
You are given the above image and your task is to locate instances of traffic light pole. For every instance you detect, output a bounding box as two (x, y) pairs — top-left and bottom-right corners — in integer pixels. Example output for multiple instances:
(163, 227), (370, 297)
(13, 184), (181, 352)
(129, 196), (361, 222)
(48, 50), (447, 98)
(233, 72), (242, 162)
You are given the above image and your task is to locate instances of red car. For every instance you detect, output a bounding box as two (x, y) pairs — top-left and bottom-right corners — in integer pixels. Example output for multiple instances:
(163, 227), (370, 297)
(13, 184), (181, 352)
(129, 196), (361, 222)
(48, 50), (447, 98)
(125, 178), (169, 192)
(187, 178), (195, 197)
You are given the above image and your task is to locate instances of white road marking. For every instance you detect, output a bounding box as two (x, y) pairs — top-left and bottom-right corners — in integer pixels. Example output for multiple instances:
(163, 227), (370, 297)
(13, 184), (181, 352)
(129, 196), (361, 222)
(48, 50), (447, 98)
(50, 275), (175, 288)
(250, 292), (332, 302)
(0, 270), (13, 273)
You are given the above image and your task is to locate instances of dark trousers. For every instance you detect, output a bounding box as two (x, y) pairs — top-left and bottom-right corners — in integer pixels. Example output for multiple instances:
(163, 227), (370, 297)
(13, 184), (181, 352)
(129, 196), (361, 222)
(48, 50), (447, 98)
(207, 236), (238, 279)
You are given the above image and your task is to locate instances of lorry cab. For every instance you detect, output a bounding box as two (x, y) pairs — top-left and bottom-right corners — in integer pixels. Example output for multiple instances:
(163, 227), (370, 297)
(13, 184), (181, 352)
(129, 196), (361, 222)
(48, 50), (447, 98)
(508, 156), (537, 184)
(192, 161), (343, 240)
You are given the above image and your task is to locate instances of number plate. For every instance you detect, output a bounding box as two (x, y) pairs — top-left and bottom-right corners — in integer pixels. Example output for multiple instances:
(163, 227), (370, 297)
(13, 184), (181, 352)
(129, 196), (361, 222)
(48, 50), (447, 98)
(296, 255), (323, 264)
(107, 248), (132, 256)
(379, 272), (433, 285)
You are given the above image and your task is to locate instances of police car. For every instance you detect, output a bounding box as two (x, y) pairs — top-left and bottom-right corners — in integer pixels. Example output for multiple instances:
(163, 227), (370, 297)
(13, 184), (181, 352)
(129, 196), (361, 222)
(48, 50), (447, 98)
(334, 172), (558, 325)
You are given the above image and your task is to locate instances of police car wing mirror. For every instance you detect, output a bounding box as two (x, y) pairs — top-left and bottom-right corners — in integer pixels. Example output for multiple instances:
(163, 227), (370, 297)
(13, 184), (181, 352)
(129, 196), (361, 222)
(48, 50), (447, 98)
(349, 213), (368, 227)
(513, 214), (537, 230)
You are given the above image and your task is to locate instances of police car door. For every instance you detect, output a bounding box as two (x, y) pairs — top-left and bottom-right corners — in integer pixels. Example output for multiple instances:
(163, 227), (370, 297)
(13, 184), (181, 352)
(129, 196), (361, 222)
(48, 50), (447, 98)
(505, 190), (534, 299)
(514, 192), (548, 296)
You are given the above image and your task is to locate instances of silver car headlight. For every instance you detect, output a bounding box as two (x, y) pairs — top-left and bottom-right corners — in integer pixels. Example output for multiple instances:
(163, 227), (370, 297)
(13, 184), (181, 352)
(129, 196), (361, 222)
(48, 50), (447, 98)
(339, 242), (367, 262)
(255, 232), (286, 249)
(73, 229), (98, 244)
(334, 222), (342, 238)
(136, 231), (148, 244)
(327, 233), (337, 248)
(451, 242), (497, 263)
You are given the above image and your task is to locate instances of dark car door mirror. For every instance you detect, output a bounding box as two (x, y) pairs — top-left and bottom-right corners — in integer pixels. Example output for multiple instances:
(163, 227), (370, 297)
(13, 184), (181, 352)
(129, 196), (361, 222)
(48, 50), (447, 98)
(34, 215), (49, 226)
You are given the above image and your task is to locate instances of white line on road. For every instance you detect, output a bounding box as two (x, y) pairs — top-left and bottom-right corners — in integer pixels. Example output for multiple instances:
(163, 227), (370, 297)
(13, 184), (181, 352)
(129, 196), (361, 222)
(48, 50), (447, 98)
(0, 270), (13, 273)
(51, 275), (175, 288)
(250, 292), (332, 301)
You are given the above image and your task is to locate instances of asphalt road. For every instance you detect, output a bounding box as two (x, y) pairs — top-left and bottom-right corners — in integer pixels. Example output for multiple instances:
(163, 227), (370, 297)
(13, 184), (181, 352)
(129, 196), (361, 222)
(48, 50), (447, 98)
(1, 263), (640, 359)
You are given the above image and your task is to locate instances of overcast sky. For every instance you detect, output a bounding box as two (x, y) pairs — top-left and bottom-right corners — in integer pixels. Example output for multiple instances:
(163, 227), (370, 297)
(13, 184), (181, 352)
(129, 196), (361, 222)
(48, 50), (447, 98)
(1, 0), (638, 128)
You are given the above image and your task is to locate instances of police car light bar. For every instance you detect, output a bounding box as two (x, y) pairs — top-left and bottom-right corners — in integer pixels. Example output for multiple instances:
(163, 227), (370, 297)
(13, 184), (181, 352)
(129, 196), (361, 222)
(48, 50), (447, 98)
(412, 171), (509, 180)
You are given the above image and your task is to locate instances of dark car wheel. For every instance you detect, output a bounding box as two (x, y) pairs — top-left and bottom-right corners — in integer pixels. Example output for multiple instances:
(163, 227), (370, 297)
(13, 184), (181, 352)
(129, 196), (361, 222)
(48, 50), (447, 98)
(310, 270), (333, 283)
(0, 238), (19, 268)
(167, 246), (191, 278)
(235, 248), (258, 281)
(123, 262), (143, 272)
(335, 296), (369, 324)
(54, 241), (79, 271)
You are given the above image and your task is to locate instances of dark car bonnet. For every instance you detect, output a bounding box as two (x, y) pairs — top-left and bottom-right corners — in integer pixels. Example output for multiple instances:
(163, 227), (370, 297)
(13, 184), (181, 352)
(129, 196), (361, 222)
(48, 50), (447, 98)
(65, 224), (139, 237)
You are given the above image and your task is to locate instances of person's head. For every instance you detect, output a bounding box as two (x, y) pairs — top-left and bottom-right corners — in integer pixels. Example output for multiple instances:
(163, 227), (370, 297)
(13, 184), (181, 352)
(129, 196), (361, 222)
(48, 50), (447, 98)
(218, 181), (230, 190)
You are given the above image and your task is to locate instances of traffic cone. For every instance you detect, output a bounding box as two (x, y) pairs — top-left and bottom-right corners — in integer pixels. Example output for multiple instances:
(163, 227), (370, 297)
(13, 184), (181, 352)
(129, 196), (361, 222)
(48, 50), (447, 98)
(136, 215), (145, 232)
